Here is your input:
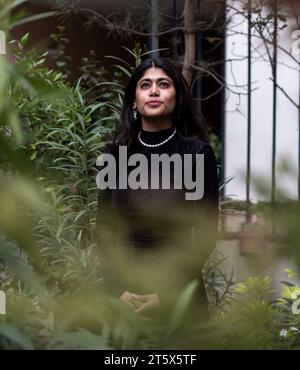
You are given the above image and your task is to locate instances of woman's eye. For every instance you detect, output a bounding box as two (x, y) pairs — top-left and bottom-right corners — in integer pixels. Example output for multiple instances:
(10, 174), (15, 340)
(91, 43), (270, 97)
(160, 81), (169, 88)
(140, 82), (150, 89)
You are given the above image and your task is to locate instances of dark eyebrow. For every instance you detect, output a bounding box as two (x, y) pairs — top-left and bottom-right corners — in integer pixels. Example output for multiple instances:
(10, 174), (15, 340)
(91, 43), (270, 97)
(139, 77), (172, 84)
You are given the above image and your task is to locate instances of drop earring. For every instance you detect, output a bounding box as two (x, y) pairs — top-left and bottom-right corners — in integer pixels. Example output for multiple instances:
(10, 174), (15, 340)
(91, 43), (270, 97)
(133, 104), (138, 120)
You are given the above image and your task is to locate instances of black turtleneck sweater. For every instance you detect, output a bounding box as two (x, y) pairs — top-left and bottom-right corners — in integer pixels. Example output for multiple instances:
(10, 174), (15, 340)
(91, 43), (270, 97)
(96, 126), (219, 298)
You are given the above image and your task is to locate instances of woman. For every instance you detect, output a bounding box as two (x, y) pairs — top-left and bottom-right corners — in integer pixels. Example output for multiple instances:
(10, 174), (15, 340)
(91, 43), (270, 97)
(96, 58), (219, 320)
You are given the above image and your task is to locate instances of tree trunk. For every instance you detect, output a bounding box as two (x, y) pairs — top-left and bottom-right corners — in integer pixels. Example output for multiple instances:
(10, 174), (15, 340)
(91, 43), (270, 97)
(182, 0), (196, 87)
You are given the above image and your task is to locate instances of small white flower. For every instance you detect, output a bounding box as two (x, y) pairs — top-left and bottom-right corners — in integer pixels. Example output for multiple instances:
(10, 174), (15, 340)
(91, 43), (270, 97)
(290, 327), (299, 332)
(280, 329), (288, 337)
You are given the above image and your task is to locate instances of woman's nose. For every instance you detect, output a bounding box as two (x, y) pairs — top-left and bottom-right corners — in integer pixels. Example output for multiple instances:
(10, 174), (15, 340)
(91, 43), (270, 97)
(149, 84), (159, 96)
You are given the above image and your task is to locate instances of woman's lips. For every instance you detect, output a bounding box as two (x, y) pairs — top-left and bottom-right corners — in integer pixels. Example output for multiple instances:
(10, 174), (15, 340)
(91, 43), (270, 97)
(146, 101), (162, 108)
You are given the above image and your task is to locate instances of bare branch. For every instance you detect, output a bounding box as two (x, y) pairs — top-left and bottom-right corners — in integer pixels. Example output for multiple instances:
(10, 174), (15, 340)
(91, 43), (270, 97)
(182, 0), (196, 86)
(270, 77), (300, 109)
(76, 8), (184, 37)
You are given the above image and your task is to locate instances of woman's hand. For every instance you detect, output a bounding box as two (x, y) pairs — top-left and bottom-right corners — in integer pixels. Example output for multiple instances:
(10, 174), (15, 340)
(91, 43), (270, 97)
(132, 293), (162, 316)
(119, 291), (140, 309)
(119, 291), (162, 318)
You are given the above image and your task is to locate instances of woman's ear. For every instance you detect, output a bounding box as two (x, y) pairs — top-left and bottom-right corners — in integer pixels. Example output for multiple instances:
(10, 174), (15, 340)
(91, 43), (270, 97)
(133, 102), (137, 110)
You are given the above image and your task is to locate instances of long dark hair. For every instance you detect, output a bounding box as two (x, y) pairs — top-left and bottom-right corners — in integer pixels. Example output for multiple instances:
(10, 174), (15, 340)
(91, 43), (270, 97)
(112, 58), (209, 148)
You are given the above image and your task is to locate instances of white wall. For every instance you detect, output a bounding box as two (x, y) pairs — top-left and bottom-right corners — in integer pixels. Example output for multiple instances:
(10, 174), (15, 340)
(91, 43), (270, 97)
(225, 0), (299, 201)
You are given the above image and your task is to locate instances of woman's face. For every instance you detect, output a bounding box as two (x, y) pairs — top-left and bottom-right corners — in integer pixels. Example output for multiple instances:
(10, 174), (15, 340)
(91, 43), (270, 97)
(134, 67), (176, 121)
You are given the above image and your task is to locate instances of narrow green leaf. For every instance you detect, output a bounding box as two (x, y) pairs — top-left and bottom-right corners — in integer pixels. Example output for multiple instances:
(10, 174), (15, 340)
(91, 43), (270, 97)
(0, 325), (34, 350)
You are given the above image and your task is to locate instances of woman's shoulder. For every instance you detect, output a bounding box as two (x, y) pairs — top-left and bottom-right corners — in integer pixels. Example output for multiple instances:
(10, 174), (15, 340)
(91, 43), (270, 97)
(100, 142), (119, 157)
(177, 134), (214, 156)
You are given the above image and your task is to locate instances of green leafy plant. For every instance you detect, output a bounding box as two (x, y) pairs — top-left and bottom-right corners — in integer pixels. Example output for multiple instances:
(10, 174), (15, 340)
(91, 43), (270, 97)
(2, 18), (300, 350)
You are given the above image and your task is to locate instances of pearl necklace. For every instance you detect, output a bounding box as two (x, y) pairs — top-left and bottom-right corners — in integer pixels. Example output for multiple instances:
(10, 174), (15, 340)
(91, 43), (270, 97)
(138, 128), (177, 148)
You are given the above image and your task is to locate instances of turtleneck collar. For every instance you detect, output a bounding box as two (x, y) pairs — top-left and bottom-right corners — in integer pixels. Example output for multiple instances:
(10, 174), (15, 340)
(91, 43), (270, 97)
(139, 126), (176, 145)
